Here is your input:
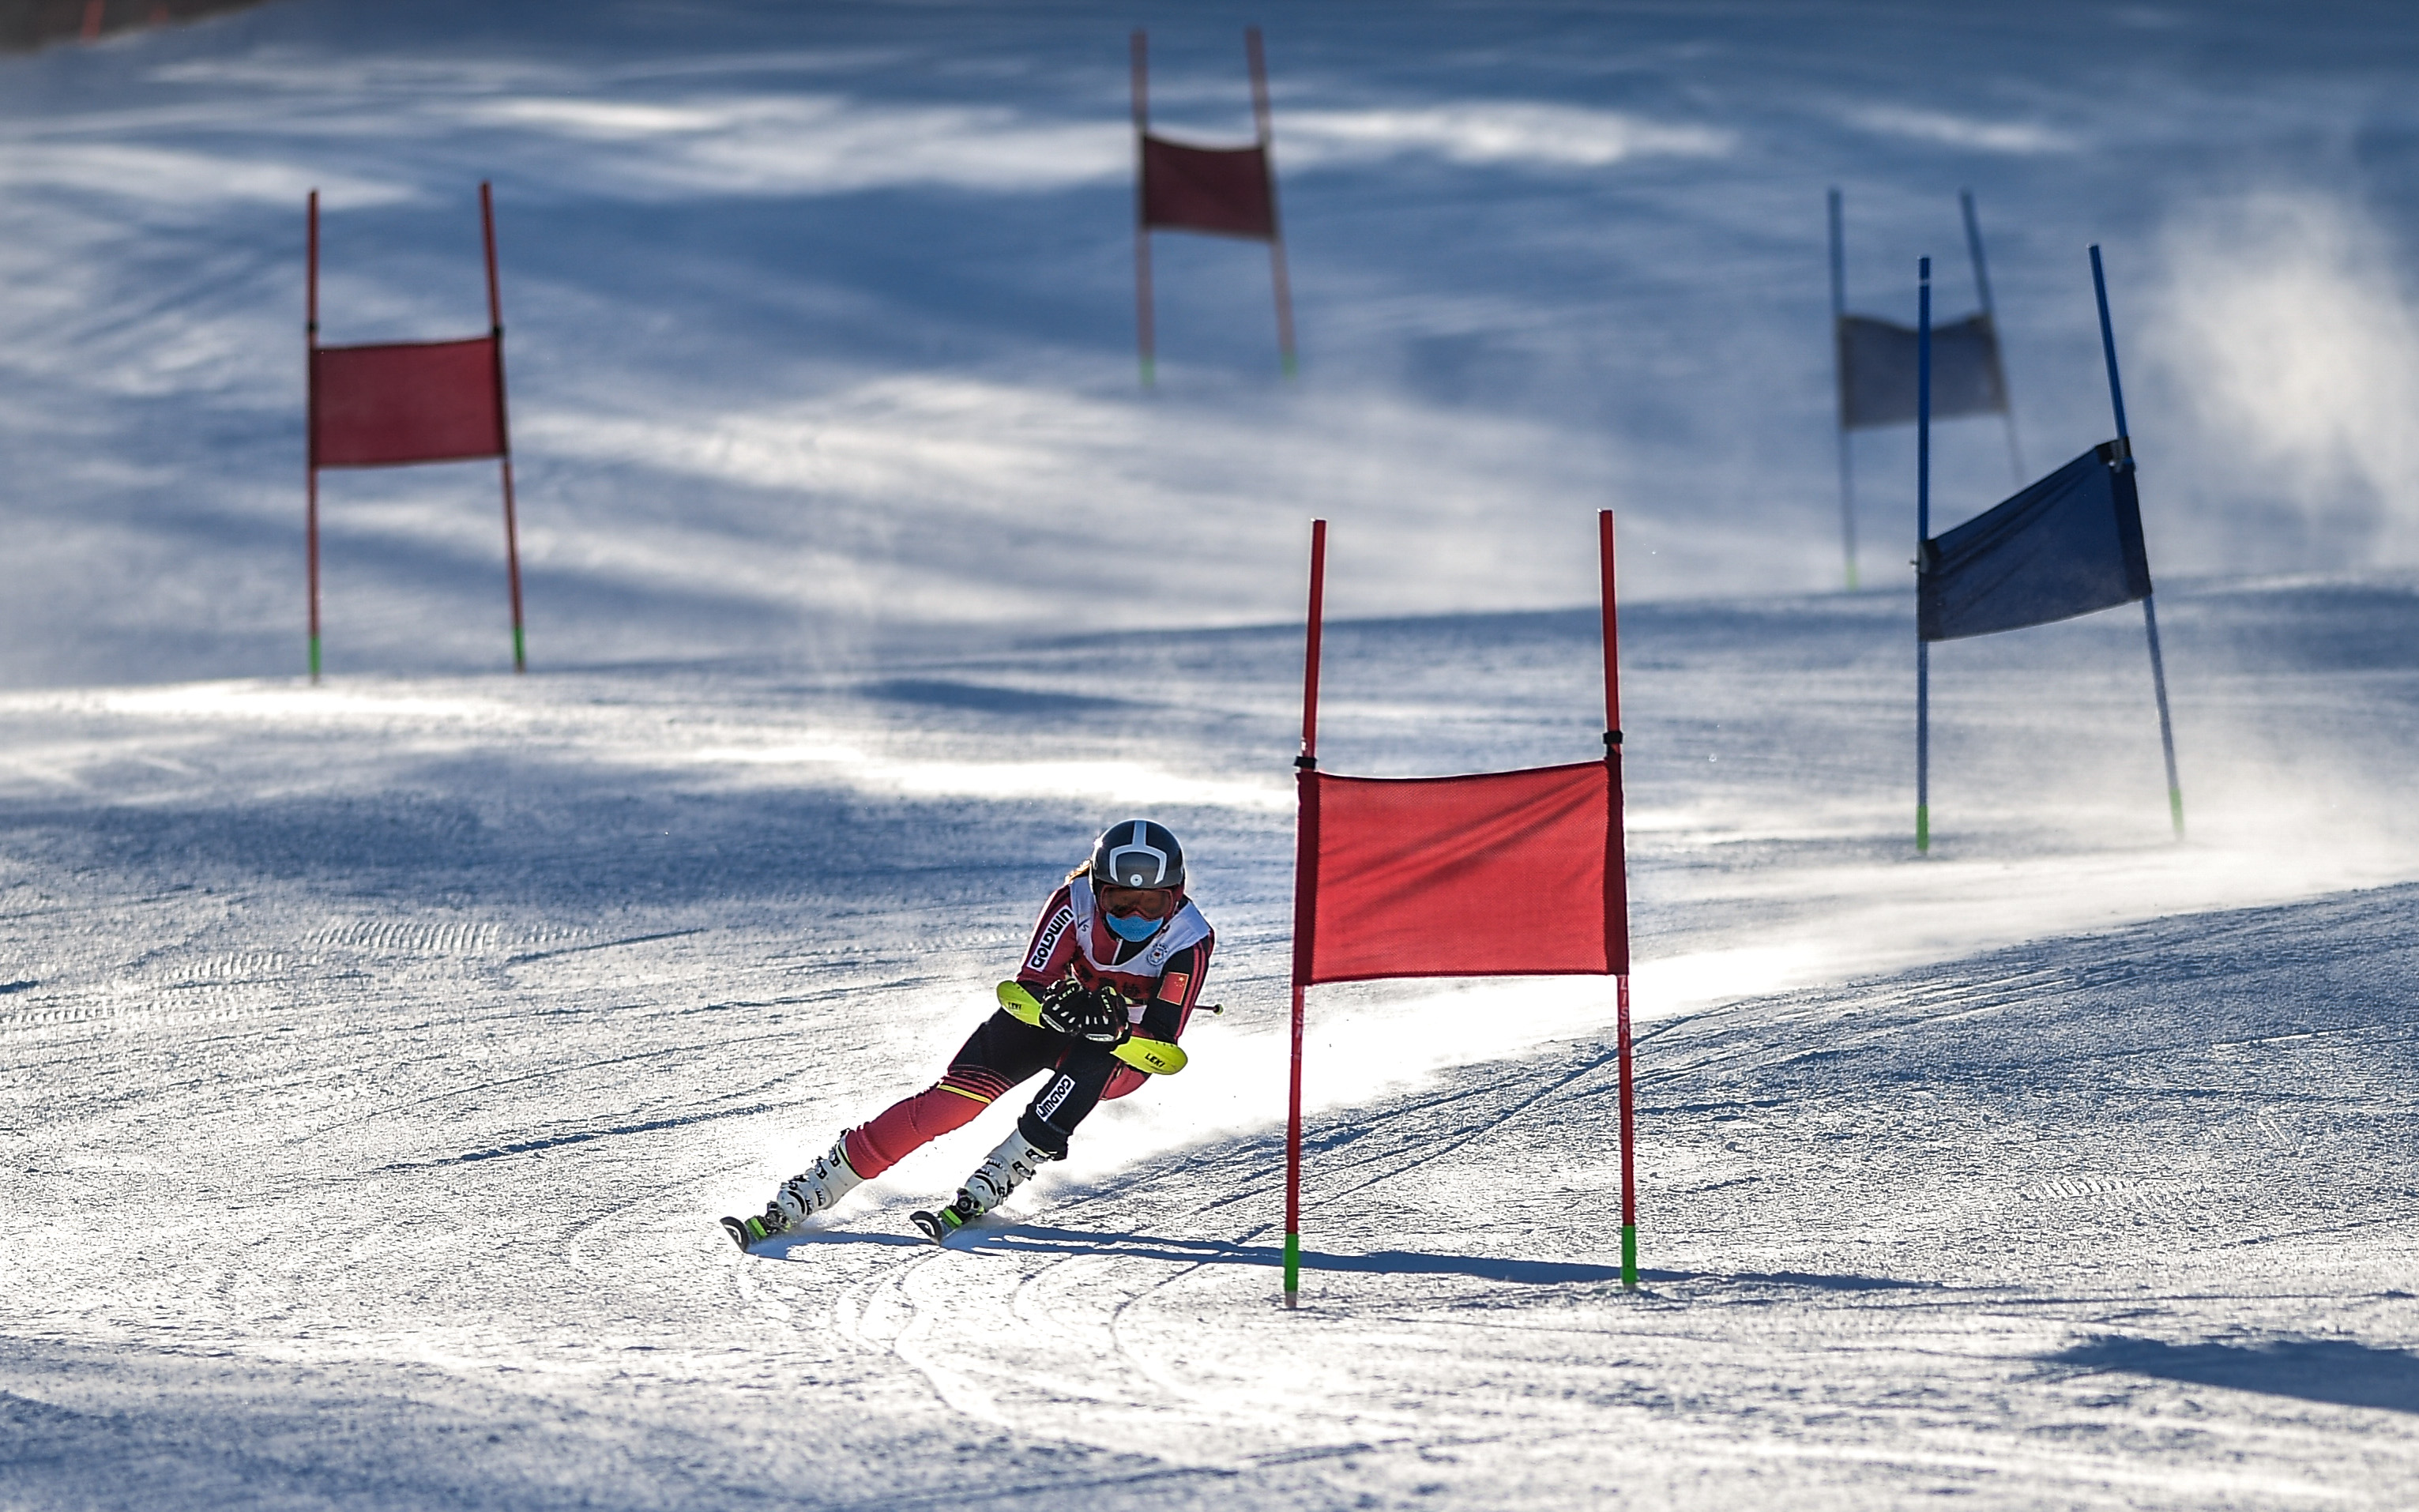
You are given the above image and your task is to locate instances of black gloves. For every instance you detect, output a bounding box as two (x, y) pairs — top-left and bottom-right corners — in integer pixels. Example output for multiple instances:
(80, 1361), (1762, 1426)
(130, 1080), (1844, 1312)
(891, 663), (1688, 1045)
(1037, 978), (1130, 1044)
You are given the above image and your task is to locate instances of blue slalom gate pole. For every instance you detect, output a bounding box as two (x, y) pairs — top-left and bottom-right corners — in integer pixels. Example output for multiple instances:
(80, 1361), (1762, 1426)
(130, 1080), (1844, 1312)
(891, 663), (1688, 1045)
(2091, 245), (2184, 839)
(2090, 246), (2130, 439)
(1961, 189), (2025, 485)
(1830, 188), (1858, 590)
(2141, 596), (2182, 835)
(1916, 256), (1932, 854)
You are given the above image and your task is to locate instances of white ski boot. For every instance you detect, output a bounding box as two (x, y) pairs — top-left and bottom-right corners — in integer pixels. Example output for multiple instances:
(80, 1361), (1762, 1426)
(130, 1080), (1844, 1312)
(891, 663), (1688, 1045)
(772, 1138), (863, 1228)
(911, 1126), (1056, 1243)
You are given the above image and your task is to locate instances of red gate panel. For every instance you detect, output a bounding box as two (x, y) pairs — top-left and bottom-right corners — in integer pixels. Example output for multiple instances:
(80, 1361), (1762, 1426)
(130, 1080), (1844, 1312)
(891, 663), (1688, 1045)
(1141, 137), (1276, 239)
(1307, 760), (1616, 984)
(311, 337), (504, 468)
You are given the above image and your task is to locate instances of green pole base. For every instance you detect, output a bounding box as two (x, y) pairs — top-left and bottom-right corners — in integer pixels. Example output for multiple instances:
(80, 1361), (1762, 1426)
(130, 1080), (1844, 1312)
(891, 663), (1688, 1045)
(1283, 1230), (1300, 1307)
(1139, 357), (1156, 389)
(1845, 562), (1860, 592)
(512, 625), (527, 673)
(1620, 1224), (1638, 1291)
(1916, 803), (1929, 854)
(308, 634), (321, 684)
(1281, 352), (1299, 379)
(2169, 788), (2184, 839)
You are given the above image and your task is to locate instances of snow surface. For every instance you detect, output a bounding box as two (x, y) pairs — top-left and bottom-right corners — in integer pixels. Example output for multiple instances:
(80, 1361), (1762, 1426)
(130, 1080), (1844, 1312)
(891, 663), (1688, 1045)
(4, 2), (2419, 1509)
(7, 580), (2419, 1509)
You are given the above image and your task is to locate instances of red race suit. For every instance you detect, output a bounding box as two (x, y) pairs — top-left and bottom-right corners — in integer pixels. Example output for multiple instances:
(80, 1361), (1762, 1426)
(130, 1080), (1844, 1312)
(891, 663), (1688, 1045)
(841, 876), (1214, 1175)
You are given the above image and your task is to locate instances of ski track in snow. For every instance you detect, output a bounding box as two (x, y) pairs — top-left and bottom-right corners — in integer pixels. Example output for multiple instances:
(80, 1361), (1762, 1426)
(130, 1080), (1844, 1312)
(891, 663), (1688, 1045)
(2, 585), (2417, 1509)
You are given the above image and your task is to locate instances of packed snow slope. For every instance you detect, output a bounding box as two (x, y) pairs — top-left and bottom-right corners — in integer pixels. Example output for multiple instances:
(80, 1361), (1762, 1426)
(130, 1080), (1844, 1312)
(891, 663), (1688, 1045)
(5, 577), (2419, 1510)
(6, 1), (2419, 680)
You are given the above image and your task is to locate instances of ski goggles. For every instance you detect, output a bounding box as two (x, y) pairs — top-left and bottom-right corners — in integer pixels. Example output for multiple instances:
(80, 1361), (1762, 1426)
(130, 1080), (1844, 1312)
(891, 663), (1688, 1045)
(1097, 884), (1179, 920)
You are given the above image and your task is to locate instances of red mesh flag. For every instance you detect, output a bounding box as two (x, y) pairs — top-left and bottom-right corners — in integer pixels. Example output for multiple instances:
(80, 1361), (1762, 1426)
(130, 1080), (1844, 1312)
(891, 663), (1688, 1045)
(311, 337), (505, 468)
(1306, 760), (1623, 985)
(1141, 136), (1276, 239)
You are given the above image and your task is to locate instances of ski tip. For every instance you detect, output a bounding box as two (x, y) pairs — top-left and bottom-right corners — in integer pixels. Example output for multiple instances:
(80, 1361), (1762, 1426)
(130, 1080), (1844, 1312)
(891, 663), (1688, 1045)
(720, 1213), (783, 1251)
(910, 1208), (965, 1247)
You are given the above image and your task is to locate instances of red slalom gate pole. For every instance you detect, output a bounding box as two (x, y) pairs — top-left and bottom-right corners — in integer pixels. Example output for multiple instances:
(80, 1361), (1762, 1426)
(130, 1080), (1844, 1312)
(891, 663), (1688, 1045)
(1245, 27), (1296, 378)
(1285, 517), (1326, 1309)
(1130, 31), (1156, 389)
(1601, 510), (1638, 1289)
(480, 182), (527, 673)
(306, 190), (322, 684)
(1617, 977), (1637, 1288)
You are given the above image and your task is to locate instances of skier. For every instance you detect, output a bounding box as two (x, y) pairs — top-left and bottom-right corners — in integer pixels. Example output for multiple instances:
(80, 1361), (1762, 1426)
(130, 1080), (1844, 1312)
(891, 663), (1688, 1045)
(723, 819), (1213, 1247)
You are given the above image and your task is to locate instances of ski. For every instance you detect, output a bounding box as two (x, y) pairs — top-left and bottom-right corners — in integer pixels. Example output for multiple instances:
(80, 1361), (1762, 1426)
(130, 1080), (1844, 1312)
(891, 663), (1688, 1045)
(911, 1203), (972, 1246)
(995, 981), (1189, 1075)
(720, 1213), (781, 1251)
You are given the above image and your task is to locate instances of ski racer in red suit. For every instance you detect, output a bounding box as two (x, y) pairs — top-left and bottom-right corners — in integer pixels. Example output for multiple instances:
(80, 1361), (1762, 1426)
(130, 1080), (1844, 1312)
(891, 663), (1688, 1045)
(724, 820), (1213, 1247)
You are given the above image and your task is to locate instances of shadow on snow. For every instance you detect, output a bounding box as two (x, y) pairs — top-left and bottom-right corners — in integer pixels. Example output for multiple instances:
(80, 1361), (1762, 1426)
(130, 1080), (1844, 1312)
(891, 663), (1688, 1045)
(767, 1221), (1932, 1294)
(2047, 1334), (2419, 1415)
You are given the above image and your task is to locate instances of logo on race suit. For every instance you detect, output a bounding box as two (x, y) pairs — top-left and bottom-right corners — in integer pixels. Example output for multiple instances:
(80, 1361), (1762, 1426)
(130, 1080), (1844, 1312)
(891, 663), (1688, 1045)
(1156, 969), (1190, 1006)
(1036, 1074), (1075, 1121)
(1026, 905), (1074, 972)
(1138, 922), (1190, 972)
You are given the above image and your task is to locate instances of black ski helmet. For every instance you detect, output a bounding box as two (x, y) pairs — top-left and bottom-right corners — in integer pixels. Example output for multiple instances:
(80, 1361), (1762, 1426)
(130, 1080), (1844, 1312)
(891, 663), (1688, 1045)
(1089, 819), (1186, 892)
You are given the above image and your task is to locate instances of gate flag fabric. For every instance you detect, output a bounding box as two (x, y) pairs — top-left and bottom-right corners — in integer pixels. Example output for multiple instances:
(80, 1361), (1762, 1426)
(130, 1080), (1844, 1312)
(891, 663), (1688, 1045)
(311, 338), (504, 468)
(1285, 513), (1639, 1307)
(1307, 762), (1620, 984)
(1827, 189), (2026, 590)
(1911, 244), (2184, 851)
(1839, 310), (2006, 430)
(1920, 442), (2151, 642)
(1130, 27), (1296, 381)
(306, 182), (528, 679)
(1140, 137), (1276, 238)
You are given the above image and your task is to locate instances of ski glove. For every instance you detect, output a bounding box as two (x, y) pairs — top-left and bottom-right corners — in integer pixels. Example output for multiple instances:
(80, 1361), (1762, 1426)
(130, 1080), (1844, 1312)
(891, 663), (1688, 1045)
(1036, 979), (1130, 1044)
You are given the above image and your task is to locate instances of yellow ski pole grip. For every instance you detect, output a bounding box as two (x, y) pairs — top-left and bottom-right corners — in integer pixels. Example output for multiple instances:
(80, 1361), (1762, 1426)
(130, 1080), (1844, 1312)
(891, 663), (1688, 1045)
(995, 980), (1188, 1076)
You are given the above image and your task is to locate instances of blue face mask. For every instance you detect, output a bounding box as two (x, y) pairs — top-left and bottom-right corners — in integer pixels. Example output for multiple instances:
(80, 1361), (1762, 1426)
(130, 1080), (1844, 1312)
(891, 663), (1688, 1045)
(1103, 910), (1164, 942)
